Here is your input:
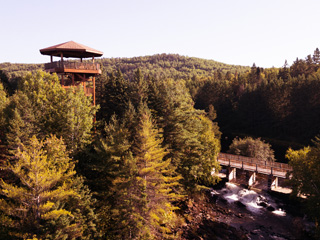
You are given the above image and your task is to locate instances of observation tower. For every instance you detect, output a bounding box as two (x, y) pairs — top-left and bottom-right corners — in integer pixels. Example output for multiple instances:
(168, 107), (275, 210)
(40, 41), (103, 105)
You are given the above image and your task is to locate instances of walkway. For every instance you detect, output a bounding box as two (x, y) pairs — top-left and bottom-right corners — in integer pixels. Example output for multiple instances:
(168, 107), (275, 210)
(218, 153), (292, 178)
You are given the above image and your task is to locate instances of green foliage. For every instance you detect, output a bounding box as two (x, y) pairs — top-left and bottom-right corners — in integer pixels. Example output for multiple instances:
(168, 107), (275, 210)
(95, 69), (221, 193)
(81, 103), (185, 239)
(228, 137), (275, 161)
(194, 49), (320, 160)
(96, 69), (131, 123)
(3, 71), (97, 155)
(131, 104), (184, 238)
(5, 48), (320, 237)
(96, 54), (249, 81)
(0, 135), (98, 239)
(0, 63), (43, 79)
(286, 137), (320, 237)
(0, 83), (8, 140)
(144, 78), (221, 191)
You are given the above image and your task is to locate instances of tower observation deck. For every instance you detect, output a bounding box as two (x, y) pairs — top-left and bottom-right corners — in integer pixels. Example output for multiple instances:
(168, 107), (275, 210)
(40, 41), (103, 105)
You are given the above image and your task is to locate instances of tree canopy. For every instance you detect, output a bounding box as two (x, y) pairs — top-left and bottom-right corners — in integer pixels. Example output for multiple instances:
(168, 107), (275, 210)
(1, 71), (97, 155)
(0, 135), (98, 239)
(1, 47), (320, 238)
(228, 137), (275, 161)
(286, 137), (320, 237)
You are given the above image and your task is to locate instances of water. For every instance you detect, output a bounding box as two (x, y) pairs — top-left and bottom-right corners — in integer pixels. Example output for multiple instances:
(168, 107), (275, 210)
(212, 182), (286, 216)
(211, 183), (315, 239)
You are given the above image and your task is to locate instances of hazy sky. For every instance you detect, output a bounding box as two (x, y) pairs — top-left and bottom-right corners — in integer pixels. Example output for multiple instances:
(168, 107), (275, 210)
(1, 0), (319, 68)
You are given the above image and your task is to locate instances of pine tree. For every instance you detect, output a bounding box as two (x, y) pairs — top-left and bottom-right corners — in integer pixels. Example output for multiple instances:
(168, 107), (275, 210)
(305, 54), (316, 76)
(64, 87), (97, 154)
(97, 69), (131, 122)
(5, 93), (39, 152)
(147, 78), (221, 192)
(131, 103), (183, 239)
(278, 60), (290, 81)
(80, 113), (136, 239)
(131, 68), (149, 106)
(0, 135), (98, 239)
(290, 58), (307, 77)
(313, 48), (320, 69)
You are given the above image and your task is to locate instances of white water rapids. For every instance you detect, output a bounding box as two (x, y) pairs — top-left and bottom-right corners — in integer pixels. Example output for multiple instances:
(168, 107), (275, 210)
(212, 182), (286, 216)
(211, 183), (315, 239)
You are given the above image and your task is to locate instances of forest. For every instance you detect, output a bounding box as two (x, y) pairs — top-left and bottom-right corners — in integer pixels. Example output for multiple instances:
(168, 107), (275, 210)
(0, 50), (320, 239)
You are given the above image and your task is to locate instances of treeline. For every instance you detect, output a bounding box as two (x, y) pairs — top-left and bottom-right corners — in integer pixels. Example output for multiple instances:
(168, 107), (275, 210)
(1, 49), (320, 238)
(1, 50), (320, 160)
(194, 48), (320, 160)
(97, 53), (250, 80)
(0, 62), (43, 78)
(0, 70), (220, 239)
(0, 54), (249, 90)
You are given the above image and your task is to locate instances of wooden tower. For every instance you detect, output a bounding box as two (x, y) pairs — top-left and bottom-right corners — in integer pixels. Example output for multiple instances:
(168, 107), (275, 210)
(40, 41), (103, 105)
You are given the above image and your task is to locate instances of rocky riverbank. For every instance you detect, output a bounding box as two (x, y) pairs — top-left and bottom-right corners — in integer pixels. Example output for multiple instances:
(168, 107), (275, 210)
(180, 183), (314, 240)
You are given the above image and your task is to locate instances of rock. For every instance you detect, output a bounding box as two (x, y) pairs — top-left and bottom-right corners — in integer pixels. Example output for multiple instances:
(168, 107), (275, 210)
(258, 201), (268, 208)
(237, 213), (244, 218)
(267, 206), (275, 212)
(235, 201), (246, 208)
(219, 197), (228, 204)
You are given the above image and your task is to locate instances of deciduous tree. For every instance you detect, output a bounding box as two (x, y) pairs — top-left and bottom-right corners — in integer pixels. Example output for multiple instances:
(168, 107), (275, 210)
(286, 138), (320, 237)
(228, 136), (275, 161)
(4, 71), (97, 155)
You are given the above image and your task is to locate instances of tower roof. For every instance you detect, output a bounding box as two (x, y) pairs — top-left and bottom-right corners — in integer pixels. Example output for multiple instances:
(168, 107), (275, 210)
(40, 41), (103, 58)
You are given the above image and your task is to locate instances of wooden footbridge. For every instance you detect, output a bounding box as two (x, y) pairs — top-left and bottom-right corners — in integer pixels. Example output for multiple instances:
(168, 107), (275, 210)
(217, 153), (292, 190)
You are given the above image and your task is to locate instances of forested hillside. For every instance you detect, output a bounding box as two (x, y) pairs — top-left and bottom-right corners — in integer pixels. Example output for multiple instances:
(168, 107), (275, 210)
(1, 51), (320, 160)
(2, 50), (320, 160)
(0, 53), (249, 88)
(194, 49), (320, 160)
(97, 53), (250, 80)
(1, 50), (320, 238)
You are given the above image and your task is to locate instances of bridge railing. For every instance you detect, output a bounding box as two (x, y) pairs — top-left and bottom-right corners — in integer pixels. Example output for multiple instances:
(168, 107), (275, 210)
(218, 153), (292, 172)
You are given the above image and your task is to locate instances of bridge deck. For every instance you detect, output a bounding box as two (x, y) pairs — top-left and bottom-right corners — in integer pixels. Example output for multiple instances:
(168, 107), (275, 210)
(218, 153), (292, 178)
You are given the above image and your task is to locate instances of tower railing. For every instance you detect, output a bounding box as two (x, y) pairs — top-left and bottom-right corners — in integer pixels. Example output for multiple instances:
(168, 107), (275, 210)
(44, 61), (100, 71)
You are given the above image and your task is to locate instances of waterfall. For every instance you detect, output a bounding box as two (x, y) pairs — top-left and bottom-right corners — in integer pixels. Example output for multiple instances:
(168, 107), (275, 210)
(212, 182), (286, 216)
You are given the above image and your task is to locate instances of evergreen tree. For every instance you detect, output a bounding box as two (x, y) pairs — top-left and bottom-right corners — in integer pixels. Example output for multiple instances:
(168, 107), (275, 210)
(130, 103), (183, 239)
(249, 63), (260, 84)
(278, 60), (290, 81)
(0, 135), (98, 239)
(313, 48), (320, 66)
(84, 102), (184, 239)
(148, 78), (221, 191)
(131, 68), (149, 106)
(290, 58), (307, 77)
(79, 113), (136, 239)
(95, 70), (109, 125)
(305, 54), (316, 76)
(96, 69), (131, 123)
(64, 88), (97, 154)
(5, 93), (39, 152)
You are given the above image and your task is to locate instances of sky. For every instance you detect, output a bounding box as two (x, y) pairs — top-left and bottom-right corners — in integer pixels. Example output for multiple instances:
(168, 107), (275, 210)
(1, 0), (320, 68)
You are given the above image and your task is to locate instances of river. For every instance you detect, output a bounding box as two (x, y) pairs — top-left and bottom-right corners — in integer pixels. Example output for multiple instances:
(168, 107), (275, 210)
(211, 182), (314, 239)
